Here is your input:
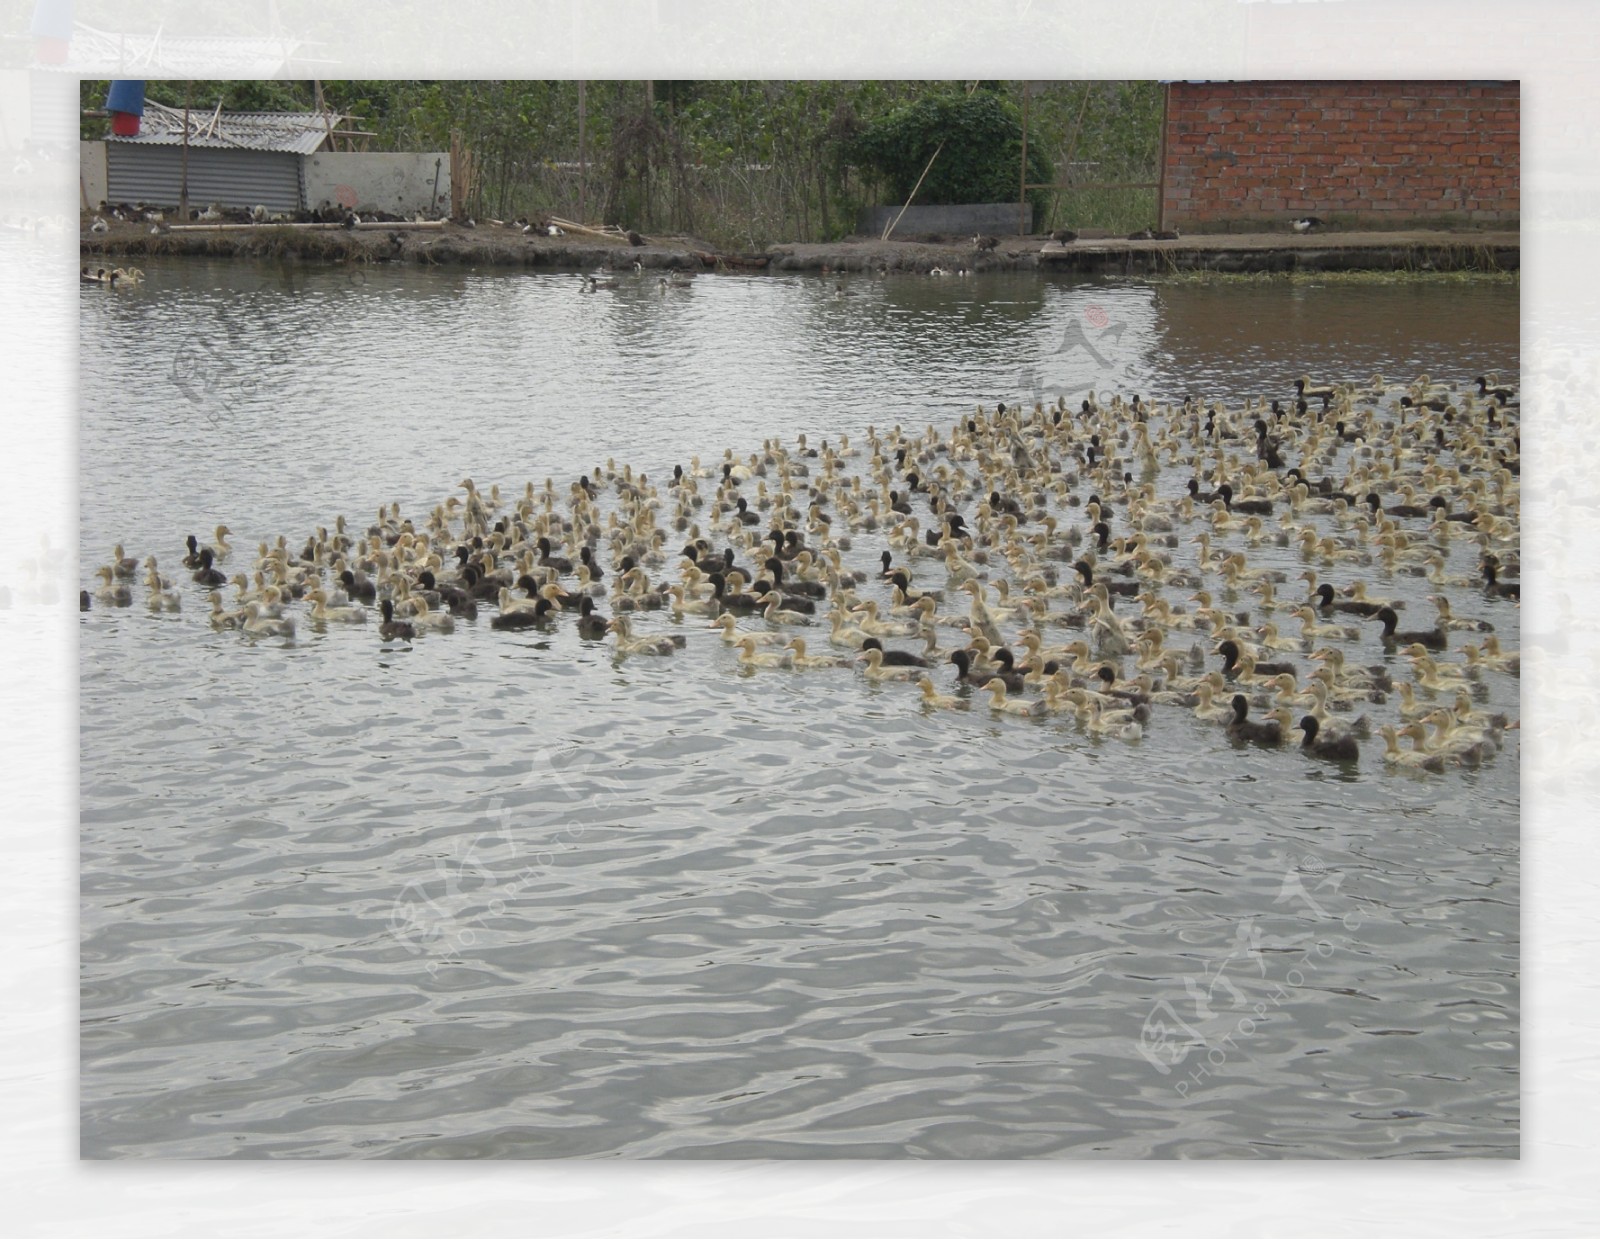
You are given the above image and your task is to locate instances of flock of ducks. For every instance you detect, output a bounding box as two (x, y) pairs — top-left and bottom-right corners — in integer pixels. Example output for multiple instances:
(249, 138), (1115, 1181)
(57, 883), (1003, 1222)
(84, 368), (1520, 771)
(79, 265), (144, 287)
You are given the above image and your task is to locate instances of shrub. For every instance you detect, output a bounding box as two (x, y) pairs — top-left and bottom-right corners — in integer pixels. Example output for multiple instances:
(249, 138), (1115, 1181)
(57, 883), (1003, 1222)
(845, 90), (1051, 215)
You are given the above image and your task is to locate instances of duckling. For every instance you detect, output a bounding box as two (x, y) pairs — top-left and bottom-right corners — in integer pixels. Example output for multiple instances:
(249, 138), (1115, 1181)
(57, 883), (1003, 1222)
(209, 525), (234, 561)
(92, 565), (132, 607)
(734, 636), (795, 670)
(857, 646), (920, 682)
(1379, 723), (1447, 772)
(916, 676), (967, 710)
(110, 543), (139, 580)
(606, 615), (683, 656)
(709, 613), (783, 646)
(307, 588), (366, 624)
(758, 590), (813, 626)
(406, 596), (456, 633)
(143, 567), (181, 612)
(1429, 594), (1493, 633)
(1080, 695), (1146, 740)
(784, 637), (852, 669)
(240, 600), (295, 639)
(207, 590), (242, 630)
(982, 679), (1048, 718)
(1402, 644), (1470, 694)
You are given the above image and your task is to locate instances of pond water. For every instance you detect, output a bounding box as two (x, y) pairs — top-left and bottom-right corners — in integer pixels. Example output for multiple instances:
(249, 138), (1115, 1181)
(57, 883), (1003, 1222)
(80, 260), (1519, 1159)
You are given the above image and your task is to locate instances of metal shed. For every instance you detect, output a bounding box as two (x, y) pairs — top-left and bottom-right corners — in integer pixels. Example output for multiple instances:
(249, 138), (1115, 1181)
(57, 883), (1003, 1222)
(105, 103), (342, 214)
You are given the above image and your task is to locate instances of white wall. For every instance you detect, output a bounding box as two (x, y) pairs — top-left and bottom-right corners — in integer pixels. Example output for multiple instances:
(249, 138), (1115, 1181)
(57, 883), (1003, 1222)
(303, 151), (450, 217)
(80, 140), (106, 210)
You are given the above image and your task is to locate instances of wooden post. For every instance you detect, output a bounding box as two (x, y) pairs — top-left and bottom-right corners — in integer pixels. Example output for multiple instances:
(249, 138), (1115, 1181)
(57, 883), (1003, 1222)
(449, 129), (463, 219)
(577, 80), (587, 224)
(179, 82), (192, 223)
(1019, 82), (1029, 236)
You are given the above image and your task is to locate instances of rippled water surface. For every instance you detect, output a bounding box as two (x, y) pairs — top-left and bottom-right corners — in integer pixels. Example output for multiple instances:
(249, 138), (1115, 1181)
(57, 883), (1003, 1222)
(81, 261), (1519, 1158)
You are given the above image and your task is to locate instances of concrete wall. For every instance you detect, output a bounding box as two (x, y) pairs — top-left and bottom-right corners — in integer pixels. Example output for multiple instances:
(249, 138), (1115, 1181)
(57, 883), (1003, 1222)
(1162, 81), (1520, 232)
(857, 203), (1032, 238)
(80, 140), (107, 209)
(304, 152), (450, 217)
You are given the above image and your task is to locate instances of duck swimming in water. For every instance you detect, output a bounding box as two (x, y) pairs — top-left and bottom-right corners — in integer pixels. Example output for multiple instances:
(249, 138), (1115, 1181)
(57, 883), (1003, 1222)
(378, 598), (415, 641)
(1297, 714), (1360, 762)
(1225, 694), (1288, 746)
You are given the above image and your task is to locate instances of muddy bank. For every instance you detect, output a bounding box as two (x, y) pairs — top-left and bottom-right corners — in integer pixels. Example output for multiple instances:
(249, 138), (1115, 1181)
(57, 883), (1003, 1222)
(81, 218), (1518, 275)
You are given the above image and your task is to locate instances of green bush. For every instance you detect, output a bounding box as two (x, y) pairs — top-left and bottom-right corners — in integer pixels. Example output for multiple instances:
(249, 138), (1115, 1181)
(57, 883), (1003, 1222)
(845, 90), (1051, 214)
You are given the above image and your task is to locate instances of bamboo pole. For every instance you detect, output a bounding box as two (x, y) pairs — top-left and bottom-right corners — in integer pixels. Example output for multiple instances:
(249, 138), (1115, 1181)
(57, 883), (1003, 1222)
(178, 81), (191, 223)
(546, 215), (629, 241)
(167, 220), (449, 232)
(1018, 82), (1029, 236)
(882, 80), (982, 242)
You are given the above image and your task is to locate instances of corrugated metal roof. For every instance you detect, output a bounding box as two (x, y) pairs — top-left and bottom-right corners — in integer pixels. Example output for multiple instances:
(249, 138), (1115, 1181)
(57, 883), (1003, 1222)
(107, 101), (341, 155)
(37, 22), (313, 77)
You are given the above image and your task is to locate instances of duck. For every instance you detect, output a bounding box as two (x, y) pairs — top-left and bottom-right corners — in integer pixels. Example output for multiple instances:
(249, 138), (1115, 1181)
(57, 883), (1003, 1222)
(576, 595), (610, 639)
(490, 598), (555, 630)
(981, 679), (1047, 717)
(1309, 581), (1386, 618)
(1401, 645), (1469, 694)
(1297, 714), (1360, 762)
(758, 591), (813, 625)
(1481, 558), (1520, 600)
(859, 636), (931, 668)
(950, 647), (1025, 692)
(1379, 723), (1447, 772)
(606, 615), (683, 656)
(191, 548), (227, 587)
(1225, 694), (1288, 746)
(240, 601), (295, 639)
(1375, 606), (1446, 651)
(857, 646), (920, 682)
(1217, 639), (1296, 681)
(1079, 695), (1146, 740)
(378, 598), (416, 641)
(916, 676), (967, 710)
(143, 566), (181, 611)
(92, 565), (132, 606)
(209, 525), (234, 561)
(784, 638), (852, 669)
(307, 588), (366, 624)
(207, 590), (242, 630)
(110, 543), (139, 580)
(406, 596), (456, 633)
(709, 613), (785, 646)
(735, 636), (796, 670)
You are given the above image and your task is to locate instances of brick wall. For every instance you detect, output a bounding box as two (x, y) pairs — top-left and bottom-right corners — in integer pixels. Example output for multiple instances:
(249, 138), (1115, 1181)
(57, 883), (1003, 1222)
(1161, 81), (1519, 232)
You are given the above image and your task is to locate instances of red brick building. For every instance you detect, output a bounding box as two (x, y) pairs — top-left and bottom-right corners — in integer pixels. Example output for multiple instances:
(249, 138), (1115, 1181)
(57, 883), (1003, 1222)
(1159, 81), (1519, 232)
